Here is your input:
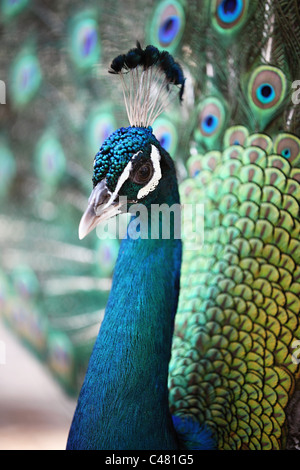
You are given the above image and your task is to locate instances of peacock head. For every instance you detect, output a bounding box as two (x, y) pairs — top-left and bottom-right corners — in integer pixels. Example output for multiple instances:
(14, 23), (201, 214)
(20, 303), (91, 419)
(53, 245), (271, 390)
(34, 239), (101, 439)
(79, 43), (185, 239)
(79, 125), (173, 239)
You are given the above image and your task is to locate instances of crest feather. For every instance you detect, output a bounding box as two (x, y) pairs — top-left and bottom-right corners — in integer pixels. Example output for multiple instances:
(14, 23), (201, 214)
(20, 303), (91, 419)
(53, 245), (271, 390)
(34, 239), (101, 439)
(109, 42), (185, 127)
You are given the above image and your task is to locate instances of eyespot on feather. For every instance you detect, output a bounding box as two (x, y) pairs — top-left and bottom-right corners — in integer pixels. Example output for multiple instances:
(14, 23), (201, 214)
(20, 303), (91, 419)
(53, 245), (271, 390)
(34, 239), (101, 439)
(68, 12), (100, 70)
(273, 134), (300, 165)
(152, 116), (178, 156)
(246, 66), (287, 129)
(199, 103), (222, 137)
(211, 0), (252, 34)
(147, 0), (185, 52)
(248, 66), (287, 110)
(194, 97), (226, 149)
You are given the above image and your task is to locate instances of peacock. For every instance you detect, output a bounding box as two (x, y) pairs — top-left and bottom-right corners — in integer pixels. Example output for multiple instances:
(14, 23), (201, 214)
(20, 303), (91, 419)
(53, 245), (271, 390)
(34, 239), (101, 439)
(67, 0), (300, 448)
(66, 43), (208, 450)
(0, 0), (299, 451)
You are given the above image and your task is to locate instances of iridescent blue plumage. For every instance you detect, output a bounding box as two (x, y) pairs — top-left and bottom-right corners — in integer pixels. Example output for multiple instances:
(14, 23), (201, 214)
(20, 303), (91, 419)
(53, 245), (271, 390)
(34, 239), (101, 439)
(67, 44), (216, 450)
(93, 126), (155, 189)
(67, 124), (183, 449)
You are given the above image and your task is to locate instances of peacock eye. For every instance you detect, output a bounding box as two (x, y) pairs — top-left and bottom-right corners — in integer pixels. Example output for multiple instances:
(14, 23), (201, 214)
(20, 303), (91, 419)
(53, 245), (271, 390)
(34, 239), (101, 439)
(132, 161), (154, 185)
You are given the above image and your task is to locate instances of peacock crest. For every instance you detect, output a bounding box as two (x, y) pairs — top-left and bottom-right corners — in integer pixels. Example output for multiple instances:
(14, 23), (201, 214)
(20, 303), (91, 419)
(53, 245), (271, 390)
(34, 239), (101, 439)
(108, 42), (185, 128)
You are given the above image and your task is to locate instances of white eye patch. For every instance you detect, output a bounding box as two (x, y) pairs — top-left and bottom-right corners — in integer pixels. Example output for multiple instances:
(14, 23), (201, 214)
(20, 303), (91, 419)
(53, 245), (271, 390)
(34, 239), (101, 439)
(137, 145), (162, 199)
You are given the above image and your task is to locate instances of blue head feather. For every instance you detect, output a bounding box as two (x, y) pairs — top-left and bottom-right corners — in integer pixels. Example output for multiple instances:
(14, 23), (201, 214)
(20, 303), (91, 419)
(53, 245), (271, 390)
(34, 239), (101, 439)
(92, 126), (156, 190)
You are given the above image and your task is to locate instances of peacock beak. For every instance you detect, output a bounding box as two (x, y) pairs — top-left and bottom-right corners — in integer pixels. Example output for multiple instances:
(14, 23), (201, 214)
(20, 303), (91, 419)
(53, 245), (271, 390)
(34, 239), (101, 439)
(78, 180), (125, 240)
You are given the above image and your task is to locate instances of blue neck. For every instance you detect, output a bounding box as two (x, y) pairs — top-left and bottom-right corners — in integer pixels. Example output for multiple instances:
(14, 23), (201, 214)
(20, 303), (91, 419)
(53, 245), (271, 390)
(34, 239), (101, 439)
(67, 183), (182, 450)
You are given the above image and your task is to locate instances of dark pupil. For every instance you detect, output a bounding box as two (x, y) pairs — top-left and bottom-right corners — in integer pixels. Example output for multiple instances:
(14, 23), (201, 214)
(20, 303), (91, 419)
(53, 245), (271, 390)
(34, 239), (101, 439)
(283, 148), (290, 157)
(163, 18), (175, 34)
(205, 116), (213, 127)
(139, 165), (150, 179)
(261, 85), (272, 98)
(223, 0), (237, 14)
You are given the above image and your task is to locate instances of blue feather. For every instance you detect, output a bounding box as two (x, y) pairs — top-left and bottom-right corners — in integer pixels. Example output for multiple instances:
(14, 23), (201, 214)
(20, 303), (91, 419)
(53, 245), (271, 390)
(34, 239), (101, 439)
(172, 415), (217, 450)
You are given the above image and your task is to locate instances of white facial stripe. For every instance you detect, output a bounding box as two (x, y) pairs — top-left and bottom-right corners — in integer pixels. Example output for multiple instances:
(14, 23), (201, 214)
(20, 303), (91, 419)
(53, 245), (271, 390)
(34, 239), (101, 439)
(137, 145), (162, 200)
(102, 159), (132, 210)
(102, 151), (141, 210)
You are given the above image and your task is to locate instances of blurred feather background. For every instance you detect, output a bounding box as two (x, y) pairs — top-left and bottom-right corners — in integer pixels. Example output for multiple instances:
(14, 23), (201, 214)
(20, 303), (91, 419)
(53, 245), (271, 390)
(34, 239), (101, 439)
(0, 0), (189, 395)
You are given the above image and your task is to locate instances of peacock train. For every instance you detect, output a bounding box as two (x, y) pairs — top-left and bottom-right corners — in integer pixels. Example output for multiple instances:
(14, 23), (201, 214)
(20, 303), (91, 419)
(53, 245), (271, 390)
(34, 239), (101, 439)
(0, 0), (299, 451)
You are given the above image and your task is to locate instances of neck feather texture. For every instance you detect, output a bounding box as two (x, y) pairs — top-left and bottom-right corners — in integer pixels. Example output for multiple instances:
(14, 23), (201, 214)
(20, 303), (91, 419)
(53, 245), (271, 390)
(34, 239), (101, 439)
(67, 170), (181, 450)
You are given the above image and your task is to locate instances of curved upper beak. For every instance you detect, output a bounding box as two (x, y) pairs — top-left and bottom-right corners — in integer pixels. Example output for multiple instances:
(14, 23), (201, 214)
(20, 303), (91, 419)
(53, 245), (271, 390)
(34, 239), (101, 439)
(78, 180), (126, 240)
